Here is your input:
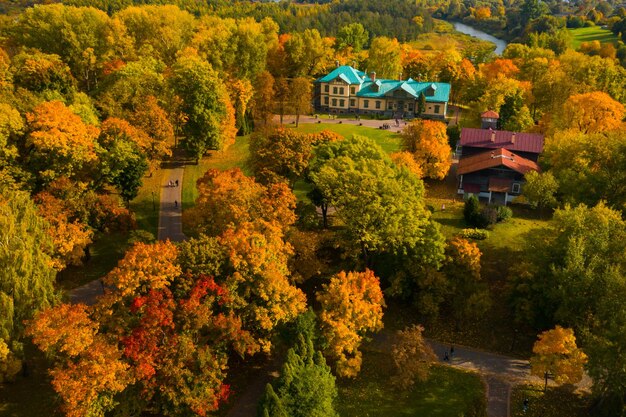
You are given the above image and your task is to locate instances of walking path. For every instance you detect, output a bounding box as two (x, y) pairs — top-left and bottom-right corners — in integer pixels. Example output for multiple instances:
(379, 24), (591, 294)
(70, 166), (186, 304)
(158, 167), (185, 242)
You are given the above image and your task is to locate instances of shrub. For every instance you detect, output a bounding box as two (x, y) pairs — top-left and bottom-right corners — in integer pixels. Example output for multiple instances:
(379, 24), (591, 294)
(295, 201), (320, 230)
(495, 205), (513, 222)
(464, 195), (481, 226)
(460, 228), (490, 240)
(479, 206), (498, 227)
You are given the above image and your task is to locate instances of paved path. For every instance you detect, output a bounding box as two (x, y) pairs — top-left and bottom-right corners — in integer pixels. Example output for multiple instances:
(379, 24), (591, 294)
(70, 166), (186, 304)
(276, 114), (407, 133)
(158, 167), (185, 242)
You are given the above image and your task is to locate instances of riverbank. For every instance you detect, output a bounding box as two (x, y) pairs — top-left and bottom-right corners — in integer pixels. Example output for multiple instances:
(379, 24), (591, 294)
(452, 21), (508, 55)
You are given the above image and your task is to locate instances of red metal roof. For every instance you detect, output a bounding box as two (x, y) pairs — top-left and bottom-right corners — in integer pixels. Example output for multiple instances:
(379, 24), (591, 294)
(481, 110), (499, 118)
(457, 148), (541, 176)
(460, 128), (544, 154)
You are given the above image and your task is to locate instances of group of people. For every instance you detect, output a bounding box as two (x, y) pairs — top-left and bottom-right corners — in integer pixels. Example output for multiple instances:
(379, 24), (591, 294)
(443, 345), (455, 362)
(168, 180), (179, 187)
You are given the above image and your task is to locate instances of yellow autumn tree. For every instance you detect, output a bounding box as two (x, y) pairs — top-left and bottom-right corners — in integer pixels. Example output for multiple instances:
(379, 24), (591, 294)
(554, 91), (625, 134)
(530, 326), (588, 392)
(317, 269), (385, 377)
(401, 119), (451, 179)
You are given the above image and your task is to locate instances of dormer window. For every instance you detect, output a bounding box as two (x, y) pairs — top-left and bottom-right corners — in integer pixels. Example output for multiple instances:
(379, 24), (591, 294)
(425, 84), (437, 96)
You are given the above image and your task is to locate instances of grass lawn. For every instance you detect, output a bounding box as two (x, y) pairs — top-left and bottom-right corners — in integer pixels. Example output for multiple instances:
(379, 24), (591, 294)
(338, 350), (485, 417)
(569, 26), (619, 49)
(291, 123), (402, 154)
(511, 384), (590, 417)
(182, 135), (251, 210)
(129, 168), (164, 237)
(56, 231), (130, 291)
(425, 170), (549, 355)
(0, 343), (60, 417)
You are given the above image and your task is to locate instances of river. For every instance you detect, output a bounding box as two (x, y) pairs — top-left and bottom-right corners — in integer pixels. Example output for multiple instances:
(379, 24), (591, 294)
(452, 21), (508, 55)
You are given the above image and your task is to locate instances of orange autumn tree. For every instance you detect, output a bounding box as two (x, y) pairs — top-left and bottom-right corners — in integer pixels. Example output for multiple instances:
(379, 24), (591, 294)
(26, 100), (100, 184)
(530, 326), (588, 392)
(219, 220), (307, 352)
(184, 168), (296, 237)
(34, 191), (93, 270)
(29, 241), (256, 417)
(317, 269), (385, 377)
(553, 91), (625, 134)
(390, 151), (423, 178)
(129, 96), (175, 168)
(479, 58), (519, 82)
(401, 119), (451, 180)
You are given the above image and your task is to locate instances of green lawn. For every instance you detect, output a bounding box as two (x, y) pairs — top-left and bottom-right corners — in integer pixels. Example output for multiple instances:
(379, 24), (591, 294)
(511, 384), (590, 417)
(55, 231), (130, 292)
(291, 123), (402, 154)
(338, 350), (485, 417)
(0, 343), (60, 417)
(182, 135), (251, 210)
(569, 26), (619, 49)
(129, 169), (164, 237)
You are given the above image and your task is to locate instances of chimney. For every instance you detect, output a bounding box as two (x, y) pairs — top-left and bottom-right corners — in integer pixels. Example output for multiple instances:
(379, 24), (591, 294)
(490, 151), (495, 159)
(335, 60), (340, 68)
(511, 133), (516, 144)
(370, 71), (376, 82)
(490, 131), (496, 143)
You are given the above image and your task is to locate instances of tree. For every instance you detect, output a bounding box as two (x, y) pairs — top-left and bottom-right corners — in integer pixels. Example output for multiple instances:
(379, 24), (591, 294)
(252, 71), (275, 127)
(115, 5), (196, 64)
(12, 50), (76, 95)
(367, 37), (403, 79)
(283, 29), (334, 77)
(184, 168), (296, 237)
(228, 77), (254, 135)
(531, 326), (587, 392)
(390, 151), (423, 178)
(336, 23), (369, 52)
(249, 128), (313, 185)
(259, 384), (288, 417)
(553, 92), (625, 134)
(310, 135), (442, 263)
(97, 118), (149, 203)
(401, 119), (452, 180)
(290, 77), (312, 128)
(28, 241), (254, 417)
(219, 221), (307, 352)
(522, 171), (558, 215)
(275, 77), (290, 125)
(317, 270), (385, 377)
(391, 325), (436, 389)
(443, 237), (490, 324)
(170, 51), (236, 158)
(464, 195), (482, 227)
(541, 130), (626, 212)
(34, 191), (93, 270)
(0, 186), (58, 381)
(259, 333), (338, 417)
(130, 96), (174, 169)
(25, 100), (100, 186)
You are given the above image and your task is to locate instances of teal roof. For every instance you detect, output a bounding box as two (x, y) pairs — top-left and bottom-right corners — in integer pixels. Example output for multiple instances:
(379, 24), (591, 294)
(316, 65), (450, 102)
(317, 65), (366, 85)
(357, 79), (450, 102)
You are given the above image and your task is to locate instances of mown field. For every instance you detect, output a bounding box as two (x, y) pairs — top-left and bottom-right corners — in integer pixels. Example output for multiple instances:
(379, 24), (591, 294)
(569, 26), (619, 49)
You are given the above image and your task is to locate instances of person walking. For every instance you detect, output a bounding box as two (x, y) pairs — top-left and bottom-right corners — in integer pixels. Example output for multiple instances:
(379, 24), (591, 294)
(174, 200), (178, 208)
(175, 179), (179, 187)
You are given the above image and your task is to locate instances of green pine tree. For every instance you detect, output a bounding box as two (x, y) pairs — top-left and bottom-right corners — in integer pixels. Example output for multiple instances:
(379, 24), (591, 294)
(258, 383), (288, 417)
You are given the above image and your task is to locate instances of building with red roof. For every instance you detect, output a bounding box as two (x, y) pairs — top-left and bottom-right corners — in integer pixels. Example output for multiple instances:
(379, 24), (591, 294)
(457, 146), (542, 205)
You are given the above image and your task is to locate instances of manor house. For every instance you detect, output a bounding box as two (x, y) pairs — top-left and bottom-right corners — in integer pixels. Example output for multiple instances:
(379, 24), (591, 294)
(314, 65), (450, 119)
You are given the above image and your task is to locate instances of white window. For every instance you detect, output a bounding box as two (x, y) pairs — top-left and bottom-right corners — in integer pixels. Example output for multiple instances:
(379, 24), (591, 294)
(512, 183), (521, 193)
(364, 100), (369, 108)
